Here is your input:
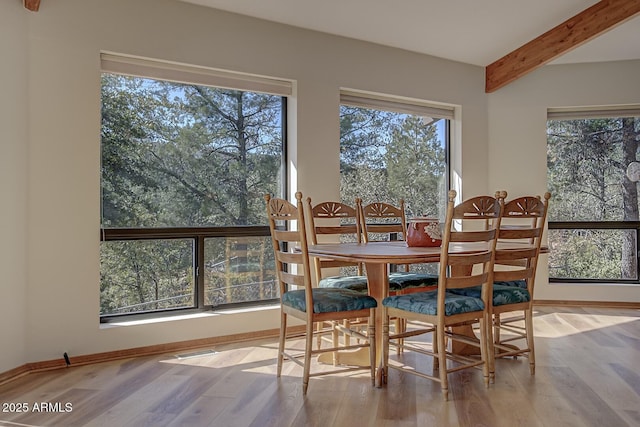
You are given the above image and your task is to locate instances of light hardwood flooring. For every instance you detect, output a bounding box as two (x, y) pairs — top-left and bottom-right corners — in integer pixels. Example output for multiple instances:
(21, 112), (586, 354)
(0, 306), (638, 427)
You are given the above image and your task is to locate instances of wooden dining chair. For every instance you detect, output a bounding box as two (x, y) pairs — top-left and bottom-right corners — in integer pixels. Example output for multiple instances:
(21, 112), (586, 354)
(382, 190), (504, 400)
(451, 191), (550, 380)
(489, 192), (551, 376)
(265, 192), (377, 395)
(358, 199), (439, 294)
(358, 199), (440, 353)
(305, 197), (370, 349)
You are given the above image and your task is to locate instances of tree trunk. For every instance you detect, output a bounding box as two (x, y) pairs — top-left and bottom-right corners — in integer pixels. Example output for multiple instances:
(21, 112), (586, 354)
(621, 118), (639, 279)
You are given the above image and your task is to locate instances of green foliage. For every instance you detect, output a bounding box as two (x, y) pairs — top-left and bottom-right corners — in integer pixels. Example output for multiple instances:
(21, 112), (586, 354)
(386, 116), (446, 217)
(339, 106), (447, 218)
(547, 118), (628, 221)
(100, 240), (194, 315)
(204, 236), (277, 306)
(100, 74), (283, 315)
(101, 74), (283, 227)
(547, 117), (640, 280)
(548, 230), (629, 280)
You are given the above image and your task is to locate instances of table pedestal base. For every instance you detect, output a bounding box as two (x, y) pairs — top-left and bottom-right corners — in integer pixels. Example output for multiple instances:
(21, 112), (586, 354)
(317, 347), (370, 367)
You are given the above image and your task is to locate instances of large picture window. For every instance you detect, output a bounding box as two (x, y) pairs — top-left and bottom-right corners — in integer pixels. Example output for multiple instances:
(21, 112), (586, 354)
(339, 91), (451, 275)
(100, 54), (290, 320)
(547, 108), (640, 283)
(339, 91), (451, 217)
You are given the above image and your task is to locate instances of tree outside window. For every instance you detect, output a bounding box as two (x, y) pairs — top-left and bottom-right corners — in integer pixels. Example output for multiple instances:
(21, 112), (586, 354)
(547, 114), (640, 282)
(339, 105), (448, 218)
(339, 102), (450, 275)
(100, 72), (284, 317)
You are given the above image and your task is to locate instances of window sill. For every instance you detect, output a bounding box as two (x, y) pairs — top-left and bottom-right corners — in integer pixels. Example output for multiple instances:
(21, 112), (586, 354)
(549, 281), (639, 287)
(100, 303), (280, 329)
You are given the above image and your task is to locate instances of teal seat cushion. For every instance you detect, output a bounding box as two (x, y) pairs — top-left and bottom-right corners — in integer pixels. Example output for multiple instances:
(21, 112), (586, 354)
(388, 272), (439, 290)
(382, 291), (484, 316)
(318, 273), (439, 293)
(318, 275), (369, 292)
(495, 279), (527, 289)
(450, 284), (531, 306)
(319, 273), (438, 293)
(282, 288), (377, 313)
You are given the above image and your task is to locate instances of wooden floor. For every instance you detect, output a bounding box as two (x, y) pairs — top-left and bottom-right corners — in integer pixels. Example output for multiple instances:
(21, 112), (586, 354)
(0, 306), (638, 427)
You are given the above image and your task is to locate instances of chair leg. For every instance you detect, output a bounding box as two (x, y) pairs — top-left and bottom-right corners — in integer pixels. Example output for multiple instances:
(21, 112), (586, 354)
(432, 328), (439, 372)
(343, 320), (351, 347)
(478, 317), (490, 387)
(395, 318), (404, 355)
(525, 309), (536, 375)
(370, 310), (378, 386)
(436, 327), (449, 400)
(302, 321), (314, 395)
(485, 312), (496, 383)
(316, 322), (323, 349)
(277, 311), (287, 377)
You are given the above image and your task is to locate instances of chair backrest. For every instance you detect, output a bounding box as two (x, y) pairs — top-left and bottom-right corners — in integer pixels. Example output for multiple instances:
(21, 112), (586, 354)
(305, 198), (364, 280)
(498, 192), (550, 242)
(493, 192), (551, 294)
(358, 199), (407, 243)
(439, 190), (504, 307)
(265, 192), (313, 308)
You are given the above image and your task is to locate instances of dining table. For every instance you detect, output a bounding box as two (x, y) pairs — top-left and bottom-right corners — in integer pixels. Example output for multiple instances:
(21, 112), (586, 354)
(307, 240), (546, 386)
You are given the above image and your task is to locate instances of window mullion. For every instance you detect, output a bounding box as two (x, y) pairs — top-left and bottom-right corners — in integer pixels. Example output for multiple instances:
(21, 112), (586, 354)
(196, 236), (205, 309)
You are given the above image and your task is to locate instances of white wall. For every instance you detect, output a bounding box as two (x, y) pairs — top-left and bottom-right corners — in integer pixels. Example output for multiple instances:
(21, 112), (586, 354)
(3, 0), (636, 373)
(487, 59), (640, 303)
(1, 0), (488, 369)
(0, 1), (29, 373)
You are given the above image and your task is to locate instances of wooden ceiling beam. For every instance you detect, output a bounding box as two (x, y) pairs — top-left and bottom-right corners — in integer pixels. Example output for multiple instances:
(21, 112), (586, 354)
(485, 0), (640, 93)
(24, 0), (41, 12)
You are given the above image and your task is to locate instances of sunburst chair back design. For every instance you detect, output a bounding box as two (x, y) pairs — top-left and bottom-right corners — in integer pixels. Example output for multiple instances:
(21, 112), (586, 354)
(265, 192), (377, 395)
(358, 199), (438, 294)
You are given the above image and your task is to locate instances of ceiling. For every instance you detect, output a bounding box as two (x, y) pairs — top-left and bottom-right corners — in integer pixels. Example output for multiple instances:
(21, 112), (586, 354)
(179, 0), (640, 67)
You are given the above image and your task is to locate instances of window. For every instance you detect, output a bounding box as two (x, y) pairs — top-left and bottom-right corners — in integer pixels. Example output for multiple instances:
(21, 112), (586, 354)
(340, 90), (451, 217)
(547, 107), (640, 283)
(100, 54), (291, 320)
(339, 90), (451, 274)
